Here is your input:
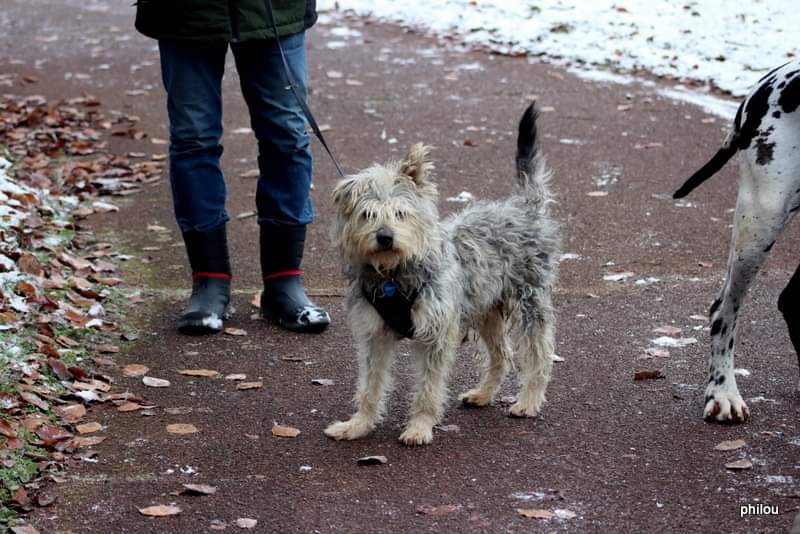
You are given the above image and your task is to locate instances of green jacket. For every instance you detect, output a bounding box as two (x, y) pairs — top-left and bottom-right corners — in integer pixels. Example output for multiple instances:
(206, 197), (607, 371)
(135, 0), (317, 43)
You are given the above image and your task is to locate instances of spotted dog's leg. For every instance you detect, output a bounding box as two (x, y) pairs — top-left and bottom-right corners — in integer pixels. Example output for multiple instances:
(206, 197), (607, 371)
(778, 263), (800, 371)
(705, 158), (796, 422)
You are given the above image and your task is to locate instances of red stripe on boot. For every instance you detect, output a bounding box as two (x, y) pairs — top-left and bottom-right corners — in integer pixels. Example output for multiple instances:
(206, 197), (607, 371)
(262, 269), (304, 281)
(193, 272), (232, 280)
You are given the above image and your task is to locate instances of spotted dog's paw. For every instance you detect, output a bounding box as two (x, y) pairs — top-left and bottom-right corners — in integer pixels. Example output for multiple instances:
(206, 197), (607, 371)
(703, 384), (749, 423)
(324, 417), (374, 440)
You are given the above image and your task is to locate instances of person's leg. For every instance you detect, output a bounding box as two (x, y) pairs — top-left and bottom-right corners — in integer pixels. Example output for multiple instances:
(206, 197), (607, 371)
(159, 39), (232, 334)
(232, 32), (330, 332)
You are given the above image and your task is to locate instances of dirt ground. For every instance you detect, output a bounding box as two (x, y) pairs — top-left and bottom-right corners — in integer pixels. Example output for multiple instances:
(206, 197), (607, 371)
(3, 1), (799, 532)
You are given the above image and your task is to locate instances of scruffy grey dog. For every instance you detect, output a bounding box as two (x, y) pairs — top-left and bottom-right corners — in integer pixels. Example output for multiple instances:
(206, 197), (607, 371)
(673, 58), (800, 423)
(324, 103), (560, 446)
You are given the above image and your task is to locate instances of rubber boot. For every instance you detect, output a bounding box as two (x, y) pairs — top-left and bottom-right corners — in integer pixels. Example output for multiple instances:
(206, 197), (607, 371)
(178, 224), (232, 335)
(260, 224), (330, 333)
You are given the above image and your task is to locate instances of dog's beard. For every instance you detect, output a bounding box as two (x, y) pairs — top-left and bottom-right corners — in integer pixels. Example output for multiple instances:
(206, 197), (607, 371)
(367, 249), (404, 274)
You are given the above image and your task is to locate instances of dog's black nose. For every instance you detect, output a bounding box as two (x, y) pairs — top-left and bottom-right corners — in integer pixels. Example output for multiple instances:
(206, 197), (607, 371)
(376, 227), (394, 250)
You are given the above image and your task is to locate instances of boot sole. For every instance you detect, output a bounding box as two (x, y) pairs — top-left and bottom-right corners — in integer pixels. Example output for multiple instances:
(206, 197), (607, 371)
(261, 308), (330, 334)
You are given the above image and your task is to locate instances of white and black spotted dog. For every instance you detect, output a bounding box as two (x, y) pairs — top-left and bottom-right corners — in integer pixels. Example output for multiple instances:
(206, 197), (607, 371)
(324, 103), (560, 445)
(674, 59), (800, 423)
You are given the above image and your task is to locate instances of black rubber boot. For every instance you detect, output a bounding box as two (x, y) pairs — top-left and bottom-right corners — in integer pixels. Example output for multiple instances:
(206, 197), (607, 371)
(178, 224), (232, 335)
(260, 224), (330, 333)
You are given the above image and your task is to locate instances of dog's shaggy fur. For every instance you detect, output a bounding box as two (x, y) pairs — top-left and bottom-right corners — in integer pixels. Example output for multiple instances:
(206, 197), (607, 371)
(324, 104), (560, 445)
(674, 58), (800, 423)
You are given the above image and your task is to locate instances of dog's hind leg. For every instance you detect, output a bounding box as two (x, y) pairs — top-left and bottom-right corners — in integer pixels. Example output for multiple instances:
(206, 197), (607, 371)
(778, 263), (800, 370)
(399, 327), (460, 446)
(705, 159), (797, 422)
(459, 309), (511, 407)
(510, 292), (555, 418)
(325, 306), (398, 440)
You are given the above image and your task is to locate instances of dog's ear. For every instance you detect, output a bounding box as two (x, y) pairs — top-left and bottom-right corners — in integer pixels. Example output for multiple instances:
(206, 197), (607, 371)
(400, 143), (433, 185)
(332, 177), (357, 211)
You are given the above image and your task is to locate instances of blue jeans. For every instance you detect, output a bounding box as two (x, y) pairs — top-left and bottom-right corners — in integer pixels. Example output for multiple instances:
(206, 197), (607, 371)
(159, 33), (313, 233)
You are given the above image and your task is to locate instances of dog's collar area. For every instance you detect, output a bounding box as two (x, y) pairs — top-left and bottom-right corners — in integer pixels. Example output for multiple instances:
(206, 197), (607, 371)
(363, 276), (421, 339)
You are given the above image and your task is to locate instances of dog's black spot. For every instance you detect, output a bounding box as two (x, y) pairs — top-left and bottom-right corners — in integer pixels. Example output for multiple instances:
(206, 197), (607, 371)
(728, 338), (734, 350)
(710, 318), (723, 336)
(710, 298), (722, 317)
(764, 241), (776, 253)
(755, 137), (776, 165)
(791, 204), (800, 213)
(705, 394), (713, 403)
(721, 323), (728, 336)
(738, 76), (775, 150)
(715, 375), (726, 385)
(778, 75), (800, 114)
(773, 110), (782, 119)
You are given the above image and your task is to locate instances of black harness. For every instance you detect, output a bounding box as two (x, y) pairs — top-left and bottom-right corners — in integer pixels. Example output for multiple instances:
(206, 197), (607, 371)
(364, 278), (421, 339)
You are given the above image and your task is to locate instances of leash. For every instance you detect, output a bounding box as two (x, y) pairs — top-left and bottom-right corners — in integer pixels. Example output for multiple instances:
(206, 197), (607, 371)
(263, 0), (347, 179)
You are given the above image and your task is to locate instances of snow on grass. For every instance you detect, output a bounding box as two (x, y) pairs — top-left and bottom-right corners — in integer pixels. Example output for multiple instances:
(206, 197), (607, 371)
(318, 0), (798, 96)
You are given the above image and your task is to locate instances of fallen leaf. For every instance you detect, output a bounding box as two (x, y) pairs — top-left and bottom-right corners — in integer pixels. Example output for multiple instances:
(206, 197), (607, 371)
(76, 422), (102, 434)
(37, 494), (56, 507)
(652, 325), (682, 336)
(715, 439), (746, 451)
(166, 423), (199, 435)
(650, 336), (697, 348)
(55, 404), (86, 423)
(224, 327), (247, 336)
(236, 518), (258, 529)
(311, 378), (334, 386)
(239, 169), (260, 179)
(634, 370), (665, 380)
(554, 509), (577, 519)
(643, 347), (670, 358)
(10, 526), (41, 534)
(181, 483), (218, 496)
(250, 291), (262, 308)
(225, 374), (247, 381)
(271, 425), (300, 438)
(357, 455), (387, 465)
(72, 436), (106, 448)
(517, 508), (554, 519)
(417, 504), (461, 516)
(587, 191), (609, 197)
(138, 505), (181, 517)
(237, 381), (263, 390)
(117, 402), (146, 412)
(725, 459), (752, 470)
(122, 363), (149, 377)
(143, 376), (170, 388)
(178, 369), (219, 377)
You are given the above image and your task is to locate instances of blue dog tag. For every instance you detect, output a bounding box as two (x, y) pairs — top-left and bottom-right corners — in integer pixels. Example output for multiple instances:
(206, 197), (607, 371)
(381, 280), (397, 298)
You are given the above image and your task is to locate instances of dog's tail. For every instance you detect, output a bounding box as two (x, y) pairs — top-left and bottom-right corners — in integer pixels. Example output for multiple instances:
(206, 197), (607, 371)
(516, 102), (552, 210)
(672, 102), (743, 199)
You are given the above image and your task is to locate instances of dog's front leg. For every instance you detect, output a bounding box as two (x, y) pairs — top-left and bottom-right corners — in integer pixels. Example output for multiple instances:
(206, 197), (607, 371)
(325, 326), (397, 441)
(399, 329), (459, 446)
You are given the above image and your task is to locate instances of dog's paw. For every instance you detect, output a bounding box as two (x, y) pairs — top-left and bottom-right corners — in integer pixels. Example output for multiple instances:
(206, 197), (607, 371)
(399, 421), (434, 446)
(508, 401), (541, 418)
(459, 388), (493, 407)
(703, 386), (749, 423)
(324, 418), (374, 440)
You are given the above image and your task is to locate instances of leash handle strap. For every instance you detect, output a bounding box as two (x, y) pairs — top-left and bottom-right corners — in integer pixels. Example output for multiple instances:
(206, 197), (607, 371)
(263, 0), (346, 179)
